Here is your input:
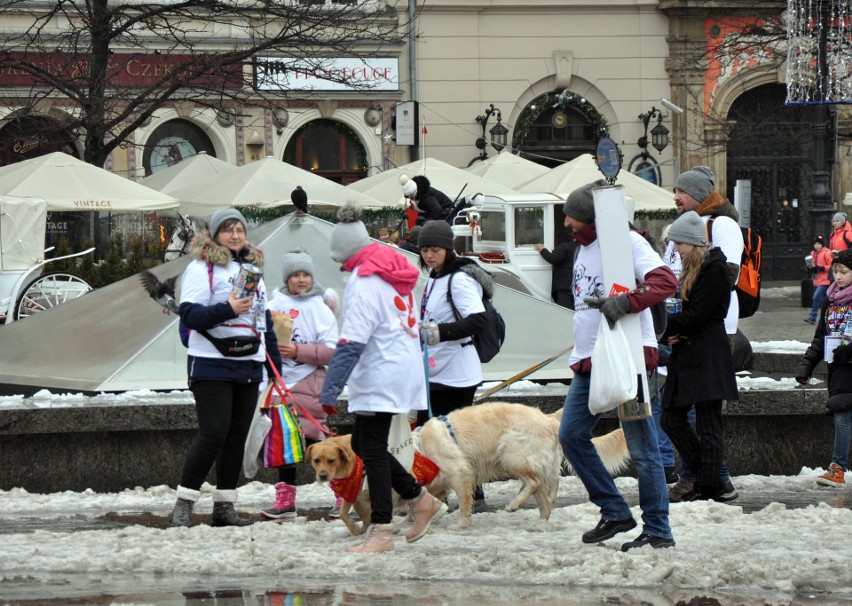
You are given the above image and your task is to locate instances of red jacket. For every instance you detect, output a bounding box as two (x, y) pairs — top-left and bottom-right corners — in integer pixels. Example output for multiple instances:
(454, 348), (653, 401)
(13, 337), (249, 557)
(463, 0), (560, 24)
(812, 247), (832, 286)
(830, 224), (852, 253)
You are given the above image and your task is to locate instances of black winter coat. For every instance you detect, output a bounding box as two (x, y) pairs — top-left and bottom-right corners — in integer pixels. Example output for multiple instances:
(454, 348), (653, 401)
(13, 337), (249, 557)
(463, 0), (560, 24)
(662, 248), (739, 408)
(538, 229), (576, 297)
(796, 295), (852, 413)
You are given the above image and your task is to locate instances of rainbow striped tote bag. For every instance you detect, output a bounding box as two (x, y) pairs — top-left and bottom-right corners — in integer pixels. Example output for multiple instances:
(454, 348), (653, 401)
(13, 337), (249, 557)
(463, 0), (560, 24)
(262, 382), (305, 468)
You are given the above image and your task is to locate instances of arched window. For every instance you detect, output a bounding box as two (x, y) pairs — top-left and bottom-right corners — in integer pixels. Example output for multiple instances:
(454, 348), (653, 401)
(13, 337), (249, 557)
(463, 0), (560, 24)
(142, 119), (215, 176)
(0, 115), (78, 167)
(284, 119), (367, 184)
(513, 91), (608, 167)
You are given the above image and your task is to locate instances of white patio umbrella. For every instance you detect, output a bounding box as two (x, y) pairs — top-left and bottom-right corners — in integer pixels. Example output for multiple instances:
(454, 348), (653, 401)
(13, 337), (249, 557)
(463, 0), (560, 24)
(466, 151), (550, 190)
(139, 151), (237, 195)
(171, 156), (384, 215)
(0, 152), (178, 212)
(517, 154), (675, 212)
(347, 157), (516, 207)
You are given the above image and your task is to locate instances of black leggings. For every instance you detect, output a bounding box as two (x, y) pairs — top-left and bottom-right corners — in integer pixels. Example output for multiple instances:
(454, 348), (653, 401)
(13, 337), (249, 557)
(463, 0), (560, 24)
(351, 412), (422, 524)
(661, 400), (725, 491)
(180, 380), (259, 491)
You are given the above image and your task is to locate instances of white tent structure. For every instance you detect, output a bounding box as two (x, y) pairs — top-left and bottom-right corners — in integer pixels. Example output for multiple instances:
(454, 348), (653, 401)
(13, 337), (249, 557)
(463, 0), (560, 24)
(139, 152), (237, 196)
(0, 152), (178, 212)
(347, 158), (516, 207)
(466, 152), (551, 189)
(0, 213), (574, 394)
(171, 156), (384, 215)
(518, 154), (675, 211)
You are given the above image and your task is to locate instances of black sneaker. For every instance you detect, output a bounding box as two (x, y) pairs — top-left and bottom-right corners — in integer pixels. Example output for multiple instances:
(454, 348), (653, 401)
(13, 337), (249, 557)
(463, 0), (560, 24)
(582, 517), (637, 544)
(804, 318), (816, 324)
(664, 466), (679, 484)
(715, 480), (739, 502)
(621, 533), (676, 552)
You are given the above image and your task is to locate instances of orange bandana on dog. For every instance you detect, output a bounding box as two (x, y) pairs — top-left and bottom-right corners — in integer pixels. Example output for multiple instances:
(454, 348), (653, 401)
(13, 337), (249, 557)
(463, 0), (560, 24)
(328, 453), (440, 503)
(329, 455), (364, 503)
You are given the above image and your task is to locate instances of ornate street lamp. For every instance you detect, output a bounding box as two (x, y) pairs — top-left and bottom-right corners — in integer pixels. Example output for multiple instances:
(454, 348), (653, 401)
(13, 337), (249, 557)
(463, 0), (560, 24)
(637, 106), (669, 159)
(474, 104), (508, 160)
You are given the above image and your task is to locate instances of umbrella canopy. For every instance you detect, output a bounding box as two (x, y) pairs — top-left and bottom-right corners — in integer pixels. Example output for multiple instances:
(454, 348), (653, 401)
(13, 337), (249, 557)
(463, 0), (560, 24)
(466, 152), (551, 189)
(0, 152), (178, 212)
(517, 154), (675, 212)
(139, 152), (237, 195)
(171, 156), (384, 215)
(0, 213), (574, 393)
(347, 157), (516, 207)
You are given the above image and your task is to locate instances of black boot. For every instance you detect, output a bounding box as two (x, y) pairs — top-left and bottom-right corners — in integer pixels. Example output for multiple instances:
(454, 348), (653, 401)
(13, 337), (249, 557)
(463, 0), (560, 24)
(169, 498), (194, 528)
(212, 502), (254, 527)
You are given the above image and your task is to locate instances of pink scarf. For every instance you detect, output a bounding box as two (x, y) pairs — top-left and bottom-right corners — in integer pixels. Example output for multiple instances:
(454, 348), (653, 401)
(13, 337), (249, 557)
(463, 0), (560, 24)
(827, 280), (852, 305)
(341, 243), (420, 296)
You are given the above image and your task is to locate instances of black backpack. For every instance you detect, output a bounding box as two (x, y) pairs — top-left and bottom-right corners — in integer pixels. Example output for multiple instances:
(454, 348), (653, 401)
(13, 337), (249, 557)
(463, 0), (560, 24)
(446, 271), (506, 363)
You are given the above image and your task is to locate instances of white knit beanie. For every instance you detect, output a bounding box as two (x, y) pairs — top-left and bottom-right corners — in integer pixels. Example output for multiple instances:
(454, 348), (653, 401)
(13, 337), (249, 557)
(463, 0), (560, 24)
(667, 211), (708, 247)
(282, 248), (314, 283)
(330, 202), (371, 263)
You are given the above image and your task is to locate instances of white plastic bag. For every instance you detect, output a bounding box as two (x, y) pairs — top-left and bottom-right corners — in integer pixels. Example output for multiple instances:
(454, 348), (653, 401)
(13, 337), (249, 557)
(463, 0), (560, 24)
(588, 320), (638, 414)
(243, 383), (273, 479)
(387, 413), (414, 470)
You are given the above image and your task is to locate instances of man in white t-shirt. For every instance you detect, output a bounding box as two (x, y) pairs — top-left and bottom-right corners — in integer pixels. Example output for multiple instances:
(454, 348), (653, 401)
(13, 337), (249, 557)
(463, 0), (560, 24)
(663, 166), (742, 503)
(558, 181), (679, 552)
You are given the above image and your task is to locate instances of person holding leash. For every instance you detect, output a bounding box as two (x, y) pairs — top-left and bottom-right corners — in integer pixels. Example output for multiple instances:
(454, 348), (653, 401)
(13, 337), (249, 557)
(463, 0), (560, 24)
(171, 208), (283, 528)
(558, 181), (678, 551)
(261, 248), (340, 520)
(320, 202), (447, 553)
(417, 219), (491, 511)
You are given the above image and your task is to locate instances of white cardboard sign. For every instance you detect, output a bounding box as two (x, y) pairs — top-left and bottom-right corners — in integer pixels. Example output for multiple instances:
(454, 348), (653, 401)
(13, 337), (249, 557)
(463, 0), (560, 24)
(593, 185), (650, 404)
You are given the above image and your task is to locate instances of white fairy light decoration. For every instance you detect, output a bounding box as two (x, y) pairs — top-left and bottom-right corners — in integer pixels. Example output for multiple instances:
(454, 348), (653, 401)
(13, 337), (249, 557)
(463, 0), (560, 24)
(786, 0), (852, 104)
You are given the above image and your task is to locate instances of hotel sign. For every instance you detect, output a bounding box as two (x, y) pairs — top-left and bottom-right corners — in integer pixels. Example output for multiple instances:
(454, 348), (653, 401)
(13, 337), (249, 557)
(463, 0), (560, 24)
(255, 57), (398, 92)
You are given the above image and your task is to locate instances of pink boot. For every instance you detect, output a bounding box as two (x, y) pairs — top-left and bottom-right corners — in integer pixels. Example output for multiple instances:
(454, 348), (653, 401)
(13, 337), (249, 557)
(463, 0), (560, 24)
(261, 482), (296, 520)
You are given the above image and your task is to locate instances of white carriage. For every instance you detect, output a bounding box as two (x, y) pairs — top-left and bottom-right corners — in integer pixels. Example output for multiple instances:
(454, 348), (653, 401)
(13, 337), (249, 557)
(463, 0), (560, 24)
(0, 196), (94, 324)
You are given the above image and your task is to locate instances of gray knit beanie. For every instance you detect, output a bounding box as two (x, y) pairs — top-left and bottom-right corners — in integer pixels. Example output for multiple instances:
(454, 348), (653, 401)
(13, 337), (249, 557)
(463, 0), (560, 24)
(563, 180), (605, 224)
(282, 248), (314, 284)
(330, 202), (372, 263)
(209, 208), (248, 237)
(674, 166), (715, 202)
(667, 211), (708, 247)
(418, 220), (454, 249)
(833, 212), (847, 224)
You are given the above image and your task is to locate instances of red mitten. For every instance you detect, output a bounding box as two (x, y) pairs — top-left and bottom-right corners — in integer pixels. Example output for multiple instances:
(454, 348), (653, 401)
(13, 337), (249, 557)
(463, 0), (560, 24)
(322, 405), (338, 416)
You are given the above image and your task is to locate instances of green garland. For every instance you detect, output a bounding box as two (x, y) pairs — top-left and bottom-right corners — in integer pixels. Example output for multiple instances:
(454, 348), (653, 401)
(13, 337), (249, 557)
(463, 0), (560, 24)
(512, 90), (609, 149)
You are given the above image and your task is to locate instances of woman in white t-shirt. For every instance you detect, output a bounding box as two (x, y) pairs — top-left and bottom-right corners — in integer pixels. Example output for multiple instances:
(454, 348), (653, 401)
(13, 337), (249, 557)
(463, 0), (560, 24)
(320, 203), (447, 553)
(416, 220), (490, 508)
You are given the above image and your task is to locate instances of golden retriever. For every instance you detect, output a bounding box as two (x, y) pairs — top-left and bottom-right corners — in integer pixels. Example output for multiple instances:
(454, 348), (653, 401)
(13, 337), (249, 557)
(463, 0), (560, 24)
(414, 402), (630, 530)
(305, 435), (407, 536)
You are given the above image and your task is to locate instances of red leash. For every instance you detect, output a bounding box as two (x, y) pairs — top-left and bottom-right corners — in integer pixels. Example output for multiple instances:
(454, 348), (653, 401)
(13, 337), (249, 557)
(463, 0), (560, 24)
(266, 352), (335, 437)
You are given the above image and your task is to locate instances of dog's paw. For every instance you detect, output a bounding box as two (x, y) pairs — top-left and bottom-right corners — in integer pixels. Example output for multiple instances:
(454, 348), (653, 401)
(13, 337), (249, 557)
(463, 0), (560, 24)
(448, 521), (470, 531)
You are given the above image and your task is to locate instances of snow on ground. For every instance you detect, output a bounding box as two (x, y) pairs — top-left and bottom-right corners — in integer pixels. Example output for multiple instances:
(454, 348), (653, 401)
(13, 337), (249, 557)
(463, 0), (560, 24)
(0, 472), (849, 604)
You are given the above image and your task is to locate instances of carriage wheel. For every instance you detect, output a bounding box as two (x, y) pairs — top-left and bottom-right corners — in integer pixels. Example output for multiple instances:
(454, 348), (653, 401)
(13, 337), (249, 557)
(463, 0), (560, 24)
(14, 271), (94, 320)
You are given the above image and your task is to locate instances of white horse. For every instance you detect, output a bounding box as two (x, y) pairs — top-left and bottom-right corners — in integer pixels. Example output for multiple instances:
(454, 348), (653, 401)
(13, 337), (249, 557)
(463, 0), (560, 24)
(164, 213), (207, 262)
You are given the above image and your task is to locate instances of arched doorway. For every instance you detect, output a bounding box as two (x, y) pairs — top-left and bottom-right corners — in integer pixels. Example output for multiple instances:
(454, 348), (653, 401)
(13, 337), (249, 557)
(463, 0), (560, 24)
(0, 115), (78, 166)
(512, 91), (607, 167)
(725, 84), (816, 279)
(142, 119), (216, 176)
(283, 119), (367, 184)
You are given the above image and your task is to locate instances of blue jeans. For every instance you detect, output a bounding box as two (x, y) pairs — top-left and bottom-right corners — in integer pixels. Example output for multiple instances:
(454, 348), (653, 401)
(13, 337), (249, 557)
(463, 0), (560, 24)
(559, 373), (672, 540)
(809, 284), (828, 322)
(831, 410), (852, 469)
(678, 406), (732, 484)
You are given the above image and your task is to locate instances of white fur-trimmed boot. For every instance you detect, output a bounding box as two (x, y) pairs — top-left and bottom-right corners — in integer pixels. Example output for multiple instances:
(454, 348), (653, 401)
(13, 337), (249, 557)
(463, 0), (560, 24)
(344, 523), (395, 553)
(169, 486), (200, 528)
(211, 489), (254, 527)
